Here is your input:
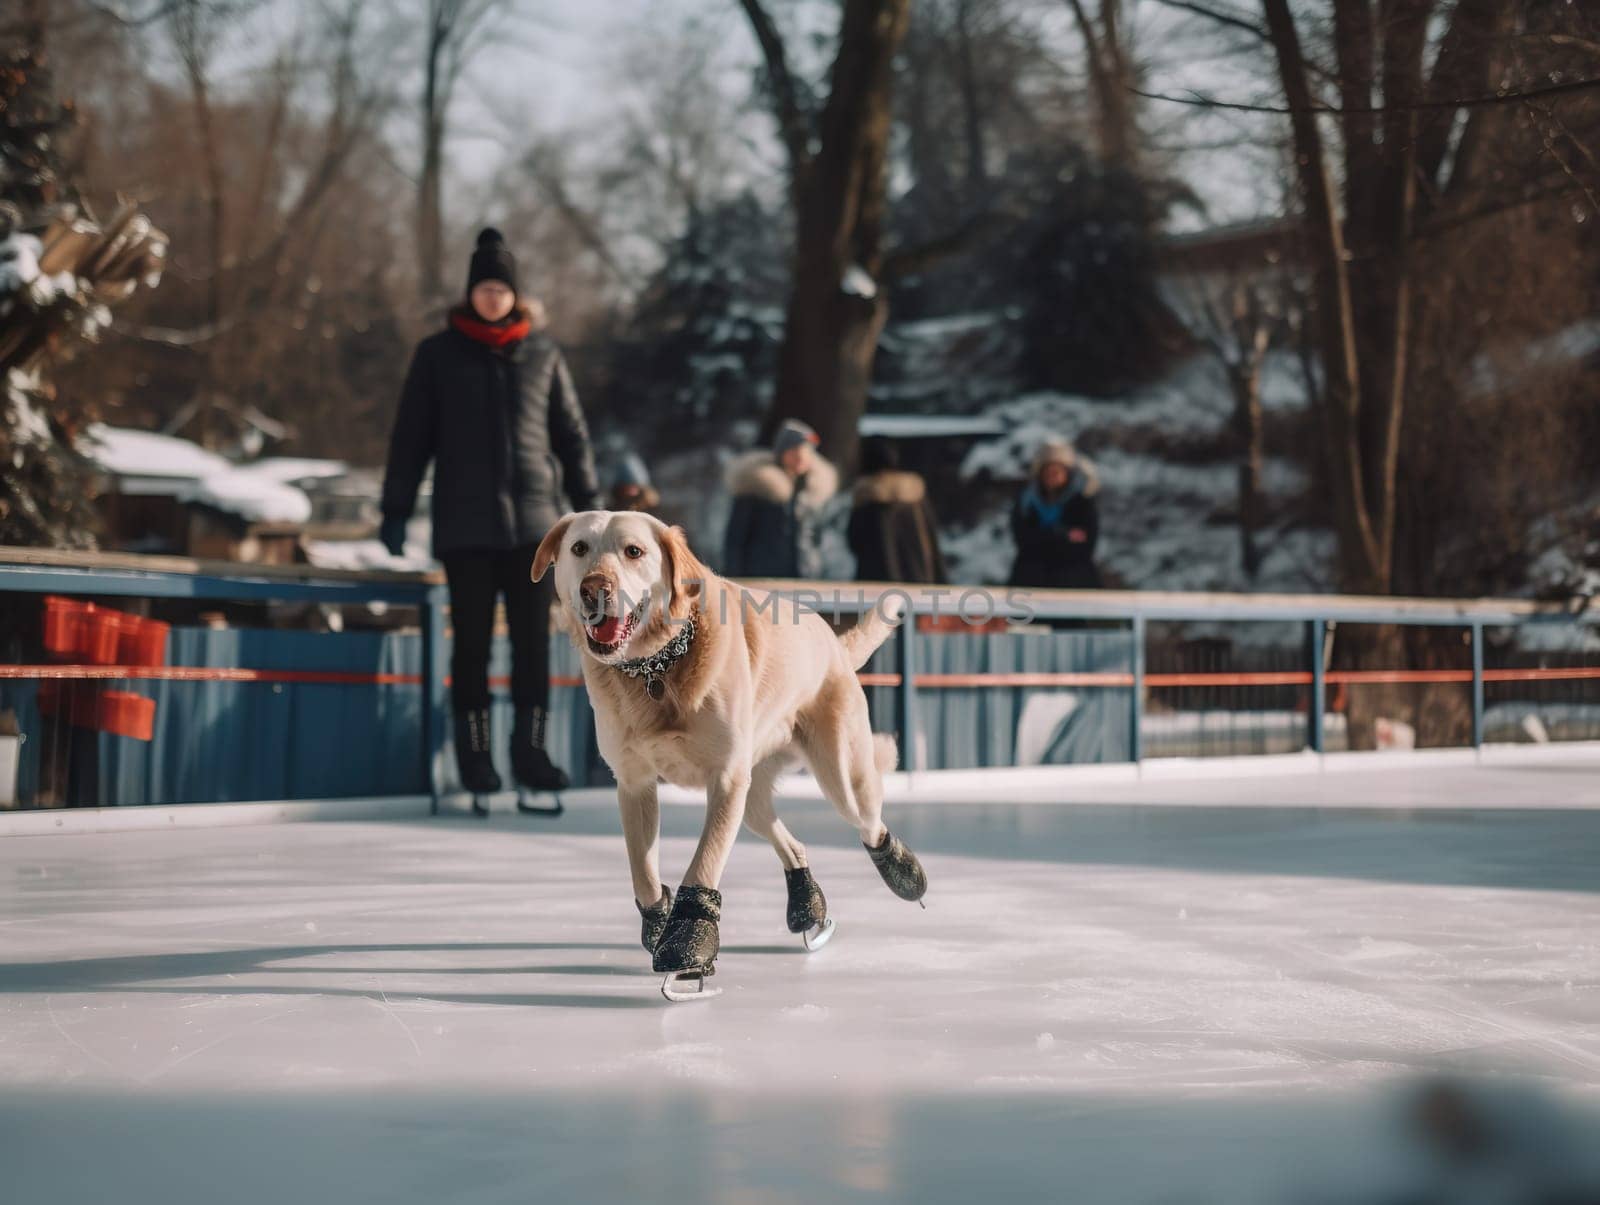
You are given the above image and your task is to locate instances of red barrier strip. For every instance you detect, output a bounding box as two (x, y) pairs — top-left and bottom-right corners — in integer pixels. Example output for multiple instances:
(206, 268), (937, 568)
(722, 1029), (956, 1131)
(1146, 671), (1311, 688)
(919, 671), (1138, 688)
(0, 665), (418, 684)
(1484, 667), (1600, 683)
(4, 665), (1598, 689)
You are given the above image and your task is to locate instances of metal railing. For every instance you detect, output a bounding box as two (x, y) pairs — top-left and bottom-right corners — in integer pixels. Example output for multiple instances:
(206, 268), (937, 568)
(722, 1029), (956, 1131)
(737, 580), (1600, 770)
(3, 547), (1597, 811)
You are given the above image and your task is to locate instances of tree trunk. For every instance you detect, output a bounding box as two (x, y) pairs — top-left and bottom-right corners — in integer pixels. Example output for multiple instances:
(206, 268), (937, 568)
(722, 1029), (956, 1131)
(176, 16), (228, 450)
(418, 68), (445, 304)
(953, 0), (988, 190)
(1066, 0), (1138, 171)
(1230, 351), (1265, 579)
(771, 260), (890, 474)
(1262, 0), (1384, 591)
(752, 0), (912, 477)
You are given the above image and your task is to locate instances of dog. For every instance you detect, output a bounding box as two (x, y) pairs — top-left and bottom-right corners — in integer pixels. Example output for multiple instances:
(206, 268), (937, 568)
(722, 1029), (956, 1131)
(532, 509), (927, 993)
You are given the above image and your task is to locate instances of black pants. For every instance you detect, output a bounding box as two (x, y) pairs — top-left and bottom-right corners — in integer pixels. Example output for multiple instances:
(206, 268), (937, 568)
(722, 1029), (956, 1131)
(442, 545), (554, 712)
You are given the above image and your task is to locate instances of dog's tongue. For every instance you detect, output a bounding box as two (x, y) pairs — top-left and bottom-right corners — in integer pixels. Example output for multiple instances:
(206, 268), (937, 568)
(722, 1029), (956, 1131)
(589, 615), (624, 645)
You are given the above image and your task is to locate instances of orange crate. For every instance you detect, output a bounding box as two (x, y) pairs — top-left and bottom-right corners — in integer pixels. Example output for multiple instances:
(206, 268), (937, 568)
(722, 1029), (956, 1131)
(117, 616), (169, 667)
(98, 691), (155, 741)
(83, 610), (124, 665)
(37, 684), (156, 741)
(916, 613), (1011, 635)
(42, 597), (90, 657)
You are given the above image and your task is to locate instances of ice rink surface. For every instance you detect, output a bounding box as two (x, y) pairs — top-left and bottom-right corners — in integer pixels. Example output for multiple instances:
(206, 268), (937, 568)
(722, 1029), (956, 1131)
(4, 755), (1600, 1203)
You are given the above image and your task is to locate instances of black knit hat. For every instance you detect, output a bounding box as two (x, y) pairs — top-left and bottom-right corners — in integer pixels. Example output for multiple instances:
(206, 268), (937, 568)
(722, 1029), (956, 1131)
(860, 435), (899, 474)
(467, 227), (517, 294)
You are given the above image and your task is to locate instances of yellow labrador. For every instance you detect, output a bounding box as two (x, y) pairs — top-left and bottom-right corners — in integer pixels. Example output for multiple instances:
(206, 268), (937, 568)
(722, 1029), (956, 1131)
(532, 510), (927, 999)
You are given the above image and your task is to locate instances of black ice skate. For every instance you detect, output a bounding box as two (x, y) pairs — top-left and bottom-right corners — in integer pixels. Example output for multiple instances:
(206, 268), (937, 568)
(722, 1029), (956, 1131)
(453, 707), (501, 816)
(785, 866), (835, 951)
(636, 886), (672, 954)
(865, 829), (928, 906)
(511, 706), (566, 817)
(653, 883), (722, 1001)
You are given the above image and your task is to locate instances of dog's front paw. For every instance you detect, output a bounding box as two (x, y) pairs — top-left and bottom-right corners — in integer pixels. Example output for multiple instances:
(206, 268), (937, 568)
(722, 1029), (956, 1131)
(636, 887), (672, 954)
(652, 884), (721, 973)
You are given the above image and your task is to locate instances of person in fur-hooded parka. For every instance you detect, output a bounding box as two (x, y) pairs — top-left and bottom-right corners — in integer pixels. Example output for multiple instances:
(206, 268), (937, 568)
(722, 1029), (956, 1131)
(848, 436), (947, 584)
(1008, 438), (1102, 590)
(722, 419), (838, 579)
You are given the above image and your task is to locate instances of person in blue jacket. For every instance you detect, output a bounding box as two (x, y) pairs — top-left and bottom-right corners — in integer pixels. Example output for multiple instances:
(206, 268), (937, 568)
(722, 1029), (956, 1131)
(1008, 439), (1102, 590)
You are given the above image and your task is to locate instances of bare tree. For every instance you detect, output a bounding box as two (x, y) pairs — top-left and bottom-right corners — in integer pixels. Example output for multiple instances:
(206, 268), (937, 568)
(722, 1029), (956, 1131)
(1064, 0), (1140, 170)
(1161, 263), (1283, 577)
(1249, 0), (1598, 594)
(737, 0), (914, 473)
(417, 0), (506, 304)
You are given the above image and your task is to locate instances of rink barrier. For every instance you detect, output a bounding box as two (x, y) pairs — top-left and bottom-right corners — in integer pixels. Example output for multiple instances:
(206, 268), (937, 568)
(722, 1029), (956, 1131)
(0, 546), (452, 812)
(3, 548), (1598, 807)
(734, 579), (1600, 769)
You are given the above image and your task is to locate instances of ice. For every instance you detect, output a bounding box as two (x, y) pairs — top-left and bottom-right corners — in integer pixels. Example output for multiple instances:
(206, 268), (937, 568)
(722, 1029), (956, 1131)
(2, 754), (1599, 1202)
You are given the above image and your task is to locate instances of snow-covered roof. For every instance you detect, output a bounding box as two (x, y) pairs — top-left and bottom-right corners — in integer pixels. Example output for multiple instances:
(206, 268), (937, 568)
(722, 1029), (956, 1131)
(238, 458), (350, 485)
(185, 471), (311, 525)
(858, 414), (1008, 438)
(81, 423), (230, 481)
(79, 424), (313, 524)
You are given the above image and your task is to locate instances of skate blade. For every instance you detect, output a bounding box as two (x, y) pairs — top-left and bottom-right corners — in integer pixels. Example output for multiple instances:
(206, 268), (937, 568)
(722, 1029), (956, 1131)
(516, 790), (564, 817)
(802, 918), (836, 951)
(660, 970), (721, 1003)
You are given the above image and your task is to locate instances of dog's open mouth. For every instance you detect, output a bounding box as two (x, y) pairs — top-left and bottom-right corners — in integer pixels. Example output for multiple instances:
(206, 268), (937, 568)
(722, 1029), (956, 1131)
(584, 612), (634, 655)
(582, 596), (648, 657)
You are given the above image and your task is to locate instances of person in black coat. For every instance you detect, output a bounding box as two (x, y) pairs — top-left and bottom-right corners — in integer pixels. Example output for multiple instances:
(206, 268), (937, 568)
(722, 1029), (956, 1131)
(1008, 439), (1103, 590)
(848, 436), (947, 584)
(722, 419), (838, 579)
(380, 228), (600, 806)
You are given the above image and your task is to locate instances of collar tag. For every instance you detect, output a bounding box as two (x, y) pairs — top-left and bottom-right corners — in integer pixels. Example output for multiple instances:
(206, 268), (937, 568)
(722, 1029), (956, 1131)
(614, 613), (697, 702)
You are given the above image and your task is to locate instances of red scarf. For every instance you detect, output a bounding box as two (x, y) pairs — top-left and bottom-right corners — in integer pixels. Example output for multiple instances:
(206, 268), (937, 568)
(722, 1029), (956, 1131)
(451, 305), (531, 348)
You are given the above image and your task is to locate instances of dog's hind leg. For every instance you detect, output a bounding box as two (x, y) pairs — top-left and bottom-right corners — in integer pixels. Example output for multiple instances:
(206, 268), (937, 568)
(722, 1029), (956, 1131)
(798, 685), (888, 849)
(743, 747), (806, 871)
(745, 746), (832, 947)
(800, 682), (927, 907)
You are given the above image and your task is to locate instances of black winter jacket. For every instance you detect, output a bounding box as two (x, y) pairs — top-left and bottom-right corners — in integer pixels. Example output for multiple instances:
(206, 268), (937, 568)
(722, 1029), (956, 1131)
(1007, 466), (1103, 590)
(721, 450), (838, 579)
(381, 323), (600, 556)
(848, 469), (947, 584)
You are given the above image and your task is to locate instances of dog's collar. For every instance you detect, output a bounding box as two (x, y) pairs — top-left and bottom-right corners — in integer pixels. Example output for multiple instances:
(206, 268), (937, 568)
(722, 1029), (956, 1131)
(612, 612), (696, 701)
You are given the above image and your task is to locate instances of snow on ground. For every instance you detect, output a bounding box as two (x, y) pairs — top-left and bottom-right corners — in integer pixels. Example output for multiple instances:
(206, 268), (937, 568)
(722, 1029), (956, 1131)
(3, 756), (1599, 1203)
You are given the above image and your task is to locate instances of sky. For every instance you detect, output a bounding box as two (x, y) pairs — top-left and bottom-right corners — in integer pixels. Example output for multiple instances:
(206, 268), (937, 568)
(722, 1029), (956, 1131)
(192, 0), (1275, 236)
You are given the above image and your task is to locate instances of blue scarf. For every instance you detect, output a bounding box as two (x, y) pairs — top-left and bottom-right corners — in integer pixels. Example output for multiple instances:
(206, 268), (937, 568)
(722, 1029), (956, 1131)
(1021, 472), (1084, 527)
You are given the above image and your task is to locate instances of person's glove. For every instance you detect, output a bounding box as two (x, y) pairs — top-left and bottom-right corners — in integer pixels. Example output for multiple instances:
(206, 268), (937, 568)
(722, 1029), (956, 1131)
(379, 516), (408, 558)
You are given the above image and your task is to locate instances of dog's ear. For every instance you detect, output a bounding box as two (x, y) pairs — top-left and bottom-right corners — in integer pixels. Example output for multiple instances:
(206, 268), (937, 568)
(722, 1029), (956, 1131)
(659, 524), (709, 618)
(532, 514), (575, 586)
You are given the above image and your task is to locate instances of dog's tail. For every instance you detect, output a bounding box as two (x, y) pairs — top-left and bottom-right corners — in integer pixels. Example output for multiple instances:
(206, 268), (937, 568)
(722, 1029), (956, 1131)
(872, 732), (899, 774)
(838, 594), (907, 671)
